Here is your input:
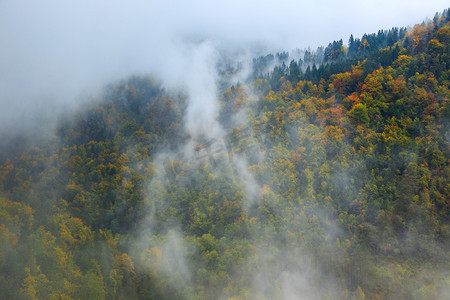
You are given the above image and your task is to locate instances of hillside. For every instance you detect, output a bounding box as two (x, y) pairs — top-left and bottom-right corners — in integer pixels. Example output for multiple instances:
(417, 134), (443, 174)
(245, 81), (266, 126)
(0, 9), (449, 300)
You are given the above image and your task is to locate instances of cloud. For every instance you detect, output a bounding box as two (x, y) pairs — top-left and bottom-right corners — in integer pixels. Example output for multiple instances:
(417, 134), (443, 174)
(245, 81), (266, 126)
(0, 0), (447, 132)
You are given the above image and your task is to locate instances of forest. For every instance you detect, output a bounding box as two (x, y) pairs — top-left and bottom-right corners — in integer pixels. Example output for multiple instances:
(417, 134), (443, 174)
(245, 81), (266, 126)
(0, 8), (449, 300)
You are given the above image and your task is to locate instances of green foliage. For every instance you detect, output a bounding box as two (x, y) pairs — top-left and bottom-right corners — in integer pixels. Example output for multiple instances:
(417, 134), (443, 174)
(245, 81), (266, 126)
(348, 103), (369, 125)
(0, 10), (449, 300)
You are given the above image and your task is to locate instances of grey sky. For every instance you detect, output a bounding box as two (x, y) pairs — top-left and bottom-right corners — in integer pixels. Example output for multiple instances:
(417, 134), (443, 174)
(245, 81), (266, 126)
(0, 0), (448, 132)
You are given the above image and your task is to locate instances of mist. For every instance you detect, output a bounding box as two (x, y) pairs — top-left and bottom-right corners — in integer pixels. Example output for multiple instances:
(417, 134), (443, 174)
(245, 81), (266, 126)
(1, 1), (449, 299)
(1, 0), (449, 133)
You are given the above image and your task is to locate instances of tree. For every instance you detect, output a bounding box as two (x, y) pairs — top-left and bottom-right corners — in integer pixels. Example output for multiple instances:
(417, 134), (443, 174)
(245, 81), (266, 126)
(348, 103), (370, 125)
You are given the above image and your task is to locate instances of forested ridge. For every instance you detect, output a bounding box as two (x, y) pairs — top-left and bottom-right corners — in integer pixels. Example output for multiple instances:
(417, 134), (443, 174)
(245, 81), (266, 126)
(1, 9), (449, 300)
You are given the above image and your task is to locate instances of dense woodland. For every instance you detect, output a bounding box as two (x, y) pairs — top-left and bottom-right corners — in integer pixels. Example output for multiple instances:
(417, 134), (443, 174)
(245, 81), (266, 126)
(1, 9), (449, 300)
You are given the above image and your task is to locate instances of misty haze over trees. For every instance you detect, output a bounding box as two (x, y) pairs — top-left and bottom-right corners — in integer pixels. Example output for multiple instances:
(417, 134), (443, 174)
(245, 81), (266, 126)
(0, 5), (449, 300)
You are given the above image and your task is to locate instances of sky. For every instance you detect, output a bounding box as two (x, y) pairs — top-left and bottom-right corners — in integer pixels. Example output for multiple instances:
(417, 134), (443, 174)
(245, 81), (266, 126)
(0, 0), (448, 134)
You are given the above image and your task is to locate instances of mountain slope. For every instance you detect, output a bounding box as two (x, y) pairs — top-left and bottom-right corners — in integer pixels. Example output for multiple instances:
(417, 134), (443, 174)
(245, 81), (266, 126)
(0, 9), (449, 300)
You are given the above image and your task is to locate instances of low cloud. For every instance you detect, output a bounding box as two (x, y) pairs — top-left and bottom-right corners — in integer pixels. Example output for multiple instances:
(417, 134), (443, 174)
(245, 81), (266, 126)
(1, 0), (448, 134)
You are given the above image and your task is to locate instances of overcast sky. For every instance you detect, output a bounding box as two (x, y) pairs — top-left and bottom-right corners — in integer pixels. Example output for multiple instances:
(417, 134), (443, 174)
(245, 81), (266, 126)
(0, 0), (448, 132)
